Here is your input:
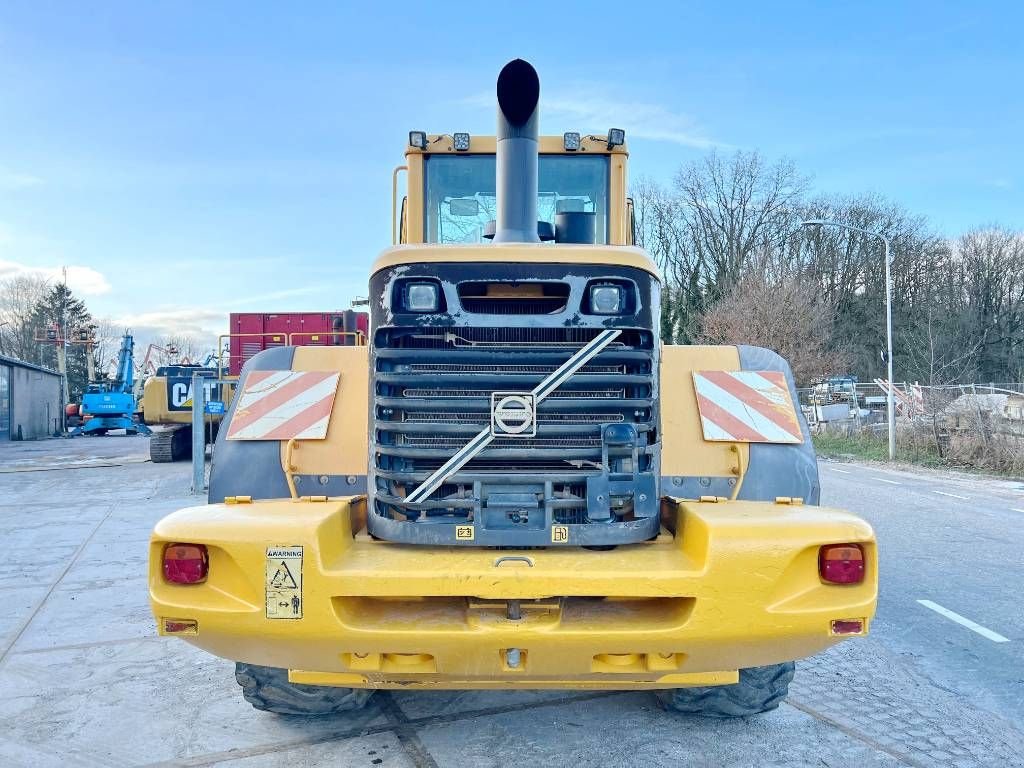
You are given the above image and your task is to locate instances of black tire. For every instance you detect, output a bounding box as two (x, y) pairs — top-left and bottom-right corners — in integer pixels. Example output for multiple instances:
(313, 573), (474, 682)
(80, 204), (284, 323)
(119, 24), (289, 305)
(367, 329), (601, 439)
(235, 663), (375, 715)
(657, 662), (795, 718)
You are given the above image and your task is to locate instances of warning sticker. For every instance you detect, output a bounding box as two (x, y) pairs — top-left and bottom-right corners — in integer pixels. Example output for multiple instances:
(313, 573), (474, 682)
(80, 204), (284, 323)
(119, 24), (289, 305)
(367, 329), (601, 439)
(455, 525), (475, 541)
(551, 525), (569, 543)
(266, 546), (303, 620)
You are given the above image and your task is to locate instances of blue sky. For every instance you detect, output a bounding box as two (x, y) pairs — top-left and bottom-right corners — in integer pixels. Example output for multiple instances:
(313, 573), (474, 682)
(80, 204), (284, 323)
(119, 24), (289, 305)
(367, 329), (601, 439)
(1, 2), (1021, 352)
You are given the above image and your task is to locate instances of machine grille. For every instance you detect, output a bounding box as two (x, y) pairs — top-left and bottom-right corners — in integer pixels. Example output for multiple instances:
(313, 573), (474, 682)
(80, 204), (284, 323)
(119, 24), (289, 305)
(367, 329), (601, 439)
(371, 326), (656, 527)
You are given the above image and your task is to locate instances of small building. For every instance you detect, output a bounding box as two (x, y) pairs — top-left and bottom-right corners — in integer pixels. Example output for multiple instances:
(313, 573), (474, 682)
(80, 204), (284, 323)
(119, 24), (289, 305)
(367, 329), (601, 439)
(0, 355), (63, 440)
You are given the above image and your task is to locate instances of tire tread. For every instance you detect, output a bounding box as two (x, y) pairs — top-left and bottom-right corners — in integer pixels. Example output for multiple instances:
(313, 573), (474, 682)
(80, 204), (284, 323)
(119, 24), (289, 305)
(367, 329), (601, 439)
(235, 663), (374, 715)
(657, 662), (795, 718)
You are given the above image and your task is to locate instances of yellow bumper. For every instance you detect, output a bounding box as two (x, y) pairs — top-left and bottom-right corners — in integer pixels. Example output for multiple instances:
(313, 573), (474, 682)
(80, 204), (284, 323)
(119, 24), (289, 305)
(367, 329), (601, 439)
(149, 497), (876, 690)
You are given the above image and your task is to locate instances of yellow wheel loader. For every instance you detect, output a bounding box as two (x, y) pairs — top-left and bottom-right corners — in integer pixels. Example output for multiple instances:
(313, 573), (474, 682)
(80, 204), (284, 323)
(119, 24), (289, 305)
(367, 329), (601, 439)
(149, 60), (876, 718)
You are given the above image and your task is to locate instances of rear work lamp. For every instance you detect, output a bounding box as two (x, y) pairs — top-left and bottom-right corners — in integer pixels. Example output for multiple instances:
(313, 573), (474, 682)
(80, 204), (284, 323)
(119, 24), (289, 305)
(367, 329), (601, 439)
(453, 132), (471, 151)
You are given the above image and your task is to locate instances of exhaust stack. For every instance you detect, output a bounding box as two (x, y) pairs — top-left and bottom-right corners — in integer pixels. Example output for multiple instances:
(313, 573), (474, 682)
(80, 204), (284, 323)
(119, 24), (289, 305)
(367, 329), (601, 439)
(492, 59), (540, 244)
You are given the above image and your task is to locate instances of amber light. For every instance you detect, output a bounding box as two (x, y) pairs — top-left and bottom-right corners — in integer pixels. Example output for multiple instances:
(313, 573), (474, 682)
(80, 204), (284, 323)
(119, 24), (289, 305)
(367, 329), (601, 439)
(163, 543), (208, 584)
(819, 543), (865, 584)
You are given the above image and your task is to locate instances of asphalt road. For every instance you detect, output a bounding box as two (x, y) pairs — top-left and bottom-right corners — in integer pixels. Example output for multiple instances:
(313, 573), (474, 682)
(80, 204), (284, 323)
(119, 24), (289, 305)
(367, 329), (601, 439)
(0, 438), (1021, 766)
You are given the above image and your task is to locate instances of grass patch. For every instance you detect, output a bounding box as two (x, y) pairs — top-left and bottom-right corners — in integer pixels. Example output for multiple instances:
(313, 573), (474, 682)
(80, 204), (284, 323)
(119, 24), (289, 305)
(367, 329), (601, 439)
(813, 432), (889, 462)
(813, 431), (945, 467)
(813, 428), (1021, 476)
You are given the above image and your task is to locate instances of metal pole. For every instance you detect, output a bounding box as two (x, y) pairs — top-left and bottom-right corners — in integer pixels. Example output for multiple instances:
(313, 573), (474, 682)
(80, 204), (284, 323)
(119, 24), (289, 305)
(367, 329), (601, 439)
(191, 373), (206, 494)
(884, 236), (895, 461)
(56, 344), (69, 433)
(800, 219), (897, 460)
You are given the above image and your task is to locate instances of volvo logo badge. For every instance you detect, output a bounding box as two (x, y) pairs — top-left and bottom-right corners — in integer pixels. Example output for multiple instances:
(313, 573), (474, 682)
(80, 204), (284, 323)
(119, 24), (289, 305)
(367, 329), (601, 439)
(491, 392), (537, 437)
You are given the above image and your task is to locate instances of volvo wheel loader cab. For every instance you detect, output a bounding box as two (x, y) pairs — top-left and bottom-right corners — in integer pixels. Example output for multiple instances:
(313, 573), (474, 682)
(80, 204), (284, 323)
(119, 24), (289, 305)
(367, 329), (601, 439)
(149, 60), (877, 719)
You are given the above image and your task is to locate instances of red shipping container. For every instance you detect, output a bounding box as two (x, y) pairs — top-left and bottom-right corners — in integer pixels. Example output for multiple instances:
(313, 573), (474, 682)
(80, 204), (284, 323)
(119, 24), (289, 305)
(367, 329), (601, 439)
(227, 311), (369, 376)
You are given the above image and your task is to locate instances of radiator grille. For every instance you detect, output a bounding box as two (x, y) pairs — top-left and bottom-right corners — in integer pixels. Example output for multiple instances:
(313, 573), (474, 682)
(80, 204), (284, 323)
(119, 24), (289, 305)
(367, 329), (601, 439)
(371, 326), (655, 525)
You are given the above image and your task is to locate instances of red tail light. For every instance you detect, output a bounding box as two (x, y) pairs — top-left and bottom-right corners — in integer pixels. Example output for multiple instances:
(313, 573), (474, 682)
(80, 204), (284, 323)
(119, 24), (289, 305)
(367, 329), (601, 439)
(819, 543), (865, 584)
(163, 543), (208, 584)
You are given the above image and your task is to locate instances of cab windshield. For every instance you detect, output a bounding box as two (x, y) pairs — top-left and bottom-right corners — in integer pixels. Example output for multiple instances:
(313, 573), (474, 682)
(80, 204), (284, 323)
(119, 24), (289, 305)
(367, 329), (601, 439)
(424, 154), (609, 244)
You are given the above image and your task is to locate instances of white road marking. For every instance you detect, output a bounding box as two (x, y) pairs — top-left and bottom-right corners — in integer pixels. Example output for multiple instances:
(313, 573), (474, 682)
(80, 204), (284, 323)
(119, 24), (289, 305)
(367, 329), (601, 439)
(826, 467), (852, 474)
(917, 600), (1010, 643)
(933, 490), (969, 500)
(873, 478), (901, 485)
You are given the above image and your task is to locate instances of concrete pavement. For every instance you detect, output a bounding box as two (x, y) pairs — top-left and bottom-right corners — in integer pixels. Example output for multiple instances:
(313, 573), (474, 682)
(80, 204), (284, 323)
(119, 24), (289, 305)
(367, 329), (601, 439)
(0, 438), (1021, 766)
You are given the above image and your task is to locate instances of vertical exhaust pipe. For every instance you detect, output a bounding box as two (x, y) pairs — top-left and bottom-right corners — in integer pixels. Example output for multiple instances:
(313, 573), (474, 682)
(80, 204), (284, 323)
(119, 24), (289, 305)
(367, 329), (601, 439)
(492, 59), (540, 244)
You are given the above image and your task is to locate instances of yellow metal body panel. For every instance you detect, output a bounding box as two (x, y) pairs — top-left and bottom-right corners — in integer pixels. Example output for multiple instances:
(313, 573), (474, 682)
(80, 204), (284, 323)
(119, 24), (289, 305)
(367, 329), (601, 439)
(141, 376), (235, 426)
(277, 346), (369, 478)
(150, 496), (876, 690)
(400, 135), (630, 246)
(371, 244), (659, 279)
(661, 345), (749, 480)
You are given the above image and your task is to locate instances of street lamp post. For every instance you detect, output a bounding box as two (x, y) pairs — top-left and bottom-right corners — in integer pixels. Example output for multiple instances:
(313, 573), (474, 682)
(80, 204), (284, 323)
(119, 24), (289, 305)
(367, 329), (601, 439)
(801, 219), (895, 461)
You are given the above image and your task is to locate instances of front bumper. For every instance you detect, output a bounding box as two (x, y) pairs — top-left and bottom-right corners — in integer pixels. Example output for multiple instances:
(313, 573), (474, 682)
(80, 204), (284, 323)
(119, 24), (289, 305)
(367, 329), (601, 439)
(149, 496), (876, 690)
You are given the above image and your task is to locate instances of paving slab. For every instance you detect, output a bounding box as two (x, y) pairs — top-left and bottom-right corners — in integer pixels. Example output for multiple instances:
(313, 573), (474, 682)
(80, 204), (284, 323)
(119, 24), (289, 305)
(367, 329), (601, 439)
(10, 577), (153, 651)
(391, 688), (597, 720)
(201, 732), (413, 768)
(414, 691), (900, 767)
(0, 543), (81, 589)
(0, 639), (390, 767)
(0, 586), (51, 652)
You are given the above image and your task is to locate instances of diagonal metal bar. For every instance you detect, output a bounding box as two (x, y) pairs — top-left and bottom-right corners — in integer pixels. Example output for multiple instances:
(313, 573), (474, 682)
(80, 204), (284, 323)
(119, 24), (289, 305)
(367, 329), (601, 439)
(404, 328), (622, 506)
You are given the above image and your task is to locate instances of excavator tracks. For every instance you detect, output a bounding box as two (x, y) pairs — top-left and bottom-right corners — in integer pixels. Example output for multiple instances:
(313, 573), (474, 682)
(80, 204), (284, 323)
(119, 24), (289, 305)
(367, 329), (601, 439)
(149, 426), (192, 463)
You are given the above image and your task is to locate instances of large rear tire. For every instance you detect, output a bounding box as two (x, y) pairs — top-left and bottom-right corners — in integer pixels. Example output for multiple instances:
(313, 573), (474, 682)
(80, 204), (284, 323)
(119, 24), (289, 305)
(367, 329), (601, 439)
(657, 662), (795, 718)
(235, 663), (375, 715)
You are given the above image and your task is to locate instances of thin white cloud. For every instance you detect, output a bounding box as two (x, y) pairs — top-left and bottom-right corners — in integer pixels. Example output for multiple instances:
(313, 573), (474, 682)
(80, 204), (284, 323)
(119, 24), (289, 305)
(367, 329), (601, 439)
(0, 258), (111, 295)
(111, 307), (225, 356)
(0, 167), (43, 190)
(111, 287), (329, 354)
(460, 89), (721, 149)
(545, 93), (721, 149)
(222, 285), (327, 308)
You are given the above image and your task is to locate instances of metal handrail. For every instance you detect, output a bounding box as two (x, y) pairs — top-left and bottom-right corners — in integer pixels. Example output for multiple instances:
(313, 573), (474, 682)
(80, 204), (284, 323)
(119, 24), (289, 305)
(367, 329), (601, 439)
(287, 331), (366, 346)
(216, 332), (288, 379)
(392, 165), (408, 244)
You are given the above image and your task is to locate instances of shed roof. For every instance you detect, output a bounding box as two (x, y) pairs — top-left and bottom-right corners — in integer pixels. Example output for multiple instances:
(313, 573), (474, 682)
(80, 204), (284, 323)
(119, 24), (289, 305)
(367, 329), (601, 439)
(0, 354), (61, 377)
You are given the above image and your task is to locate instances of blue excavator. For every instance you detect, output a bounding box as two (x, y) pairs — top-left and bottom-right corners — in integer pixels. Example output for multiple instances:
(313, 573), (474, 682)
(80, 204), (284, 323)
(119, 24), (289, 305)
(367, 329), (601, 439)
(70, 332), (151, 437)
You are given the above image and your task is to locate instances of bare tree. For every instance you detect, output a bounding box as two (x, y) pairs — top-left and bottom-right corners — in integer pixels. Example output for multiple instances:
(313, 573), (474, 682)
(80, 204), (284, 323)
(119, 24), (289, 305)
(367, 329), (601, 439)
(0, 273), (51, 361)
(90, 318), (123, 380)
(696, 272), (846, 386)
(161, 334), (202, 365)
(634, 152), (808, 343)
(955, 227), (1024, 381)
(672, 150), (808, 300)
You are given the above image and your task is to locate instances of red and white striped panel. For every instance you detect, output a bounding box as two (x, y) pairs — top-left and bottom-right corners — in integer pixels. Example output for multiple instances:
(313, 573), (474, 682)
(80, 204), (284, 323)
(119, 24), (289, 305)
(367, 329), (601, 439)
(226, 371), (340, 441)
(692, 370), (803, 444)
